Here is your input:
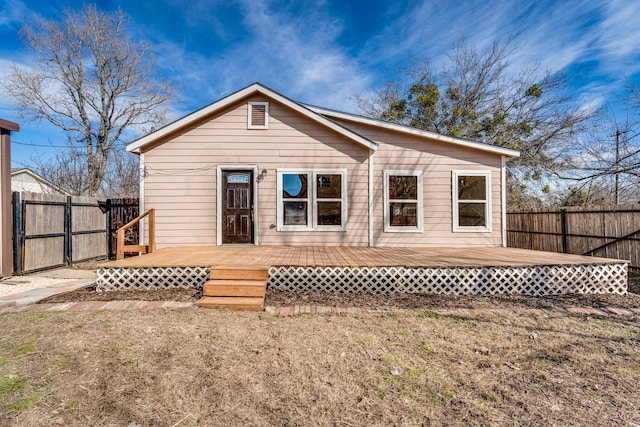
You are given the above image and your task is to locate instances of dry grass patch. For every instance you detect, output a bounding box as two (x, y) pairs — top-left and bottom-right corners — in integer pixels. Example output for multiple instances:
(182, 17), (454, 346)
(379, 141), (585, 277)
(0, 308), (638, 426)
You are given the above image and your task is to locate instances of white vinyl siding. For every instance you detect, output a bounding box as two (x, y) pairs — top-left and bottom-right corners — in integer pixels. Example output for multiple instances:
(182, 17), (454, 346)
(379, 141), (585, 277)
(452, 170), (492, 233)
(383, 170), (423, 233)
(277, 169), (347, 231)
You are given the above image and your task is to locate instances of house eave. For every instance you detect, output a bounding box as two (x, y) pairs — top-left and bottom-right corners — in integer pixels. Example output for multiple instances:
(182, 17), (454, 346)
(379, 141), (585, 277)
(305, 105), (520, 158)
(127, 83), (378, 154)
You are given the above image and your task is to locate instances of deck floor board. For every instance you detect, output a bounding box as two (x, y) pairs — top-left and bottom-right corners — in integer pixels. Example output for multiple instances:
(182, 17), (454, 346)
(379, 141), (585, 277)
(100, 246), (626, 269)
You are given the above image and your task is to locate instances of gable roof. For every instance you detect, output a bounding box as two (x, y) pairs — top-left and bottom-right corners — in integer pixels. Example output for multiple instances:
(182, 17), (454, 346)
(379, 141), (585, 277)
(127, 82), (520, 159)
(11, 168), (71, 195)
(305, 105), (520, 158)
(126, 83), (378, 154)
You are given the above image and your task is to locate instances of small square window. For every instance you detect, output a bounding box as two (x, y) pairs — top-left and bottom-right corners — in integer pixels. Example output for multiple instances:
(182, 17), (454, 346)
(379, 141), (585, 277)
(283, 201), (308, 226)
(248, 102), (269, 129)
(317, 174), (341, 198)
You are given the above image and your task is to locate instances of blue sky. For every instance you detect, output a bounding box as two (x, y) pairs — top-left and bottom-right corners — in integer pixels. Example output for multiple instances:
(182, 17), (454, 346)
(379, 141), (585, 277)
(1, 0), (639, 168)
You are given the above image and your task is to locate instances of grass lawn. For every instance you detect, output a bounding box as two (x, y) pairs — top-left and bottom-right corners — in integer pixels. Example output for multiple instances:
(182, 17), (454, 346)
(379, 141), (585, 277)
(1, 307), (638, 426)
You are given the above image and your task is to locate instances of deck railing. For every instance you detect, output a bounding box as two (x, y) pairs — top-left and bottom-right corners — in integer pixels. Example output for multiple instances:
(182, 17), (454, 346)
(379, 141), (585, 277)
(115, 209), (155, 260)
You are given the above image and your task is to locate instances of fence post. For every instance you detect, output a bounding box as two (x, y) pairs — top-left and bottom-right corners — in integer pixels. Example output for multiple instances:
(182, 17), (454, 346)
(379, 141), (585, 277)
(12, 192), (22, 275)
(105, 198), (112, 260)
(560, 208), (568, 254)
(64, 196), (72, 265)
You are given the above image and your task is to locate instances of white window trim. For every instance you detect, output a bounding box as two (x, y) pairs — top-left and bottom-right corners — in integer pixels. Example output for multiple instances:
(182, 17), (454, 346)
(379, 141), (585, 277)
(247, 102), (269, 129)
(276, 169), (347, 232)
(383, 170), (424, 233)
(452, 170), (492, 233)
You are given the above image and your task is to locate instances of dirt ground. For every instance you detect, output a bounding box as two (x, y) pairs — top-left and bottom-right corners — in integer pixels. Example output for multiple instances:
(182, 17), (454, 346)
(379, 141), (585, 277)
(39, 277), (640, 310)
(1, 307), (638, 426)
(40, 287), (199, 303)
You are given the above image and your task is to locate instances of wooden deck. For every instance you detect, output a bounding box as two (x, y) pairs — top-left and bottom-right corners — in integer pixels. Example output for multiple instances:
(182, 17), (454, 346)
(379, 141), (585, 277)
(100, 245), (626, 269)
(97, 246), (628, 296)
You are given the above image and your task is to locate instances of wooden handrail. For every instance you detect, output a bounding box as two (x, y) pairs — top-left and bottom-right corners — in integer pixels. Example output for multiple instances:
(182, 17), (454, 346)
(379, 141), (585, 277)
(116, 209), (156, 260)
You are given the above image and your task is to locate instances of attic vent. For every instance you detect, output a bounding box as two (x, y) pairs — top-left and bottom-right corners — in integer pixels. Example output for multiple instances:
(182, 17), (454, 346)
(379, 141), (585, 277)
(248, 102), (269, 129)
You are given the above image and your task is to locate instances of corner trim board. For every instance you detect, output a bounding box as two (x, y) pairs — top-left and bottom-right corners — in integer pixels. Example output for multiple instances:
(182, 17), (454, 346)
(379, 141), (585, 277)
(139, 153), (145, 245)
(501, 156), (507, 247)
(368, 149), (374, 247)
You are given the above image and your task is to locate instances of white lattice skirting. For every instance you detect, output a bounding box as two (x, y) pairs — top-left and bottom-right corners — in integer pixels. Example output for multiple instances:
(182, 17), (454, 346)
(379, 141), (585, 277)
(96, 267), (210, 292)
(96, 262), (627, 295)
(267, 263), (628, 295)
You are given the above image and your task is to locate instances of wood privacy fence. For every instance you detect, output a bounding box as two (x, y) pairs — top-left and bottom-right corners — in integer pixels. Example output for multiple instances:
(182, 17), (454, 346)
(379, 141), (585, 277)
(507, 205), (640, 269)
(12, 192), (138, 274)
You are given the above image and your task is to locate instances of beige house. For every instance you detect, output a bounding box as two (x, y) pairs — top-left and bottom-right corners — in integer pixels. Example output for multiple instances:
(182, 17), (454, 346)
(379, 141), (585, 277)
(126, 83), (519, 249)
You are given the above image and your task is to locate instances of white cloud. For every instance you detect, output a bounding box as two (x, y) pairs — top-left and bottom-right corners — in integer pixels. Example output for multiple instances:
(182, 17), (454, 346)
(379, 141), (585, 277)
(0, 54), (37, 110)
(357, 1), (514, 68)
(352, 0), (639, 116)
(227, 0), (372, 108)
(145, 0), (374, 114)
(0, 0), (27, 27)
(86, 0), (640, 121)
(592, 0), (640, 75)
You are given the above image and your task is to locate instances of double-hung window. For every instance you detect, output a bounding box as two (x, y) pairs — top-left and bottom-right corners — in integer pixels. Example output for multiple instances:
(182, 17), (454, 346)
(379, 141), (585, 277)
(383, 170), (423, 232)
(452, 170), (491, 232)
(277, 169), (347, 231)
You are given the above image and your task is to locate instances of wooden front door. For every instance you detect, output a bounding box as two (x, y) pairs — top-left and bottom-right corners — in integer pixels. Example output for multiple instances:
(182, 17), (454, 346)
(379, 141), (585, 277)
(221, 170), (254, 244)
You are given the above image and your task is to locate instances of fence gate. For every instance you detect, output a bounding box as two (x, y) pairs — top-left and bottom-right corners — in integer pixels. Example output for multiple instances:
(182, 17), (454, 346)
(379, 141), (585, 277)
(12, 192), (139, 275)
(105, 198), (139, 259)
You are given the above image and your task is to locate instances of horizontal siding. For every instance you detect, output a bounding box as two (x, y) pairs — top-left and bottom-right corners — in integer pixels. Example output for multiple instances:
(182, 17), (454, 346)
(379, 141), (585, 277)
(145, 149), (365, 158)
(143, 95), (506, 249)
(144, 95), (369, 248)
(335, 120), (504, 248)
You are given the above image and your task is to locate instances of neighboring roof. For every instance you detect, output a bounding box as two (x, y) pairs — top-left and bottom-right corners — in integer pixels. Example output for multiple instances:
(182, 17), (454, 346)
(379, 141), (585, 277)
(305, 105), (520, 158)
(127, 83), (378, 154)
(11, 168), (71, 196)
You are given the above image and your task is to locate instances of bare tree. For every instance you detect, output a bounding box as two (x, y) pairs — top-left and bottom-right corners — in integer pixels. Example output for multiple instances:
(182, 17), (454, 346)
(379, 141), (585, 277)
(101, 150), (140, 197)
(2, 5), (172, 196)
(558, 76), (640, 205)
(353, 39), (593, 207)
(560, 106), (640, 204)
(33, 145), (140, 197)
(31, 146), (89, 196)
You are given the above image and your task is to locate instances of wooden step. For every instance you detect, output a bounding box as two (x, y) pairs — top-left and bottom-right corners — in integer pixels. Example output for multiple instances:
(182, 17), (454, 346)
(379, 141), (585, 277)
(200, 267), (268, 311)
(203, 279), (266, 297)
(195, 296), (264, 311)
(209, 266), (269, 280)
